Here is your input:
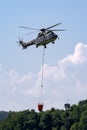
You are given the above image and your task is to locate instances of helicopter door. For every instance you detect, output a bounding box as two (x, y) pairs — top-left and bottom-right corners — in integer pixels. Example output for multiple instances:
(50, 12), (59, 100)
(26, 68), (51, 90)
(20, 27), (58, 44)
(45, 32), (54, 40)
(37, 35), (45, 44)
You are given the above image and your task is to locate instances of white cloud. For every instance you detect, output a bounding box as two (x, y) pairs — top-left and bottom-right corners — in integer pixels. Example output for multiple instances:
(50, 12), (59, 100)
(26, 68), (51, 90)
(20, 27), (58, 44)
(60, 43), (87, 65)
(0, 43), (87, 111)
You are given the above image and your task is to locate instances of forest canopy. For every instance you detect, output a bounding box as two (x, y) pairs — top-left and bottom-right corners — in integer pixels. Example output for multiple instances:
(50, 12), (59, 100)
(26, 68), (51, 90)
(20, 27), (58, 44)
(0, 99), (87, 130)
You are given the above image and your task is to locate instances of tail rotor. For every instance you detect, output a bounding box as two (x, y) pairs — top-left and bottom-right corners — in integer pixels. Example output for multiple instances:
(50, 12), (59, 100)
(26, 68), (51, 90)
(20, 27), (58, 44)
(17, 37), (23, 47)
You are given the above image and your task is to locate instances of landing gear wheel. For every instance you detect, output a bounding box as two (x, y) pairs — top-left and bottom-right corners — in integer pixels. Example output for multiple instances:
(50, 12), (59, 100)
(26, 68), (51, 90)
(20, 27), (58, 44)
(36, 45), (38, 48)
(52, 42), (55, 44)
(44, 45), (47, 48)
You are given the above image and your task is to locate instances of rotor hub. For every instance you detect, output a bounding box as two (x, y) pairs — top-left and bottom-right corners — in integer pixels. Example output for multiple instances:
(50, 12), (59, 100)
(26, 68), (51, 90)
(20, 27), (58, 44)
(40, 28), (46, 32)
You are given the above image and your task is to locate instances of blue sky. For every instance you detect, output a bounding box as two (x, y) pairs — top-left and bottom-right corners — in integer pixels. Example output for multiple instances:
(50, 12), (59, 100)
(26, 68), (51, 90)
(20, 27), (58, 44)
(0, 0), (87, 111)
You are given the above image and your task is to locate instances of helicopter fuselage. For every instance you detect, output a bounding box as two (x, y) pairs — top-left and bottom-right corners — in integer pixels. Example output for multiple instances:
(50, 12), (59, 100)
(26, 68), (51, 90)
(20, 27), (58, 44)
(19, 31), (58, 49)
(35, 31), (58, 47)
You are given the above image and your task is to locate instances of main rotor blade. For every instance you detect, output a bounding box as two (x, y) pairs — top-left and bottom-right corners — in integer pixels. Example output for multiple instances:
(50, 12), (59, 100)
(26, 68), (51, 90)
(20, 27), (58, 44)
(26, 30), (38, 35)
(48, 29), (66, 31)
(46, 23), (62, 30)
(19, 26), (39, 31)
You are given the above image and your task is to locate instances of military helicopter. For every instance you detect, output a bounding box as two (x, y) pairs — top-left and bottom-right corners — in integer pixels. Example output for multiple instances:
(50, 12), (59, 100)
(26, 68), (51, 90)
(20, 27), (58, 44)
(18, 23), (65, 49)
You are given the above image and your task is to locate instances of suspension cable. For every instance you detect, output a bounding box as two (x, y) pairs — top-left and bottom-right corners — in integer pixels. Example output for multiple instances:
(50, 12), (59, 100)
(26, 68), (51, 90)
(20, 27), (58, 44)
(41, 47), (45, 88)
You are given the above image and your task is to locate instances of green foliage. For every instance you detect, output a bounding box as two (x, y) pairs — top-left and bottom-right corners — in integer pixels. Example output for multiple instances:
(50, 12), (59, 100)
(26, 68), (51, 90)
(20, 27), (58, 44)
(51, 110), (63, 129)
(70, 122), (79, 130)
(78, 110), (87, 130)
(39, 111), (53, 130)
(0, 99), (87, 130)
(69, 104), (80, 122)
(0, 111), (8, 120)
(60, 125), (67, 130)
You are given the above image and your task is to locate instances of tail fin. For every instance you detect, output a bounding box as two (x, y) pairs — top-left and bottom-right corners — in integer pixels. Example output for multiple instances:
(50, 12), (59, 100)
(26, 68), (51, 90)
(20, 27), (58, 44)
(19, 40), (27, 49)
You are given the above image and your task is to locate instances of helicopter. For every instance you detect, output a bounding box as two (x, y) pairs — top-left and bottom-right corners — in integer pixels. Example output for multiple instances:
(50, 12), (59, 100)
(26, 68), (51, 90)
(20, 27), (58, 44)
(18, 23), (65, 49)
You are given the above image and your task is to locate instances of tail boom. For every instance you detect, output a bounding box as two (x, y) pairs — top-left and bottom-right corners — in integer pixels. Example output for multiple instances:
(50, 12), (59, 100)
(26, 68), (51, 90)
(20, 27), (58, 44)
(19, 40), (35, 49)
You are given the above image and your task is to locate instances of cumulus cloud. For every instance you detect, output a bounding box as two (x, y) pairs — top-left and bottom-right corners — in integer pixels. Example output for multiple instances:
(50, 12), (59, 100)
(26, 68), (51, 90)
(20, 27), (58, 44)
(60, 43), (87, 65)
(0, 43), (87, 111)
(43, 43), (87, 109)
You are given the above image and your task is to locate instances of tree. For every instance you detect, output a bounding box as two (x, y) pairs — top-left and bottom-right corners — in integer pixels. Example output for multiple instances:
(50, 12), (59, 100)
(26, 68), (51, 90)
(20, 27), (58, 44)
(60, 125), (67, 130)
(78, 110), (87, 130)
(52, 110), (63, 130)
(70, 122), (79, 130)
(39, 112), (52, 130)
